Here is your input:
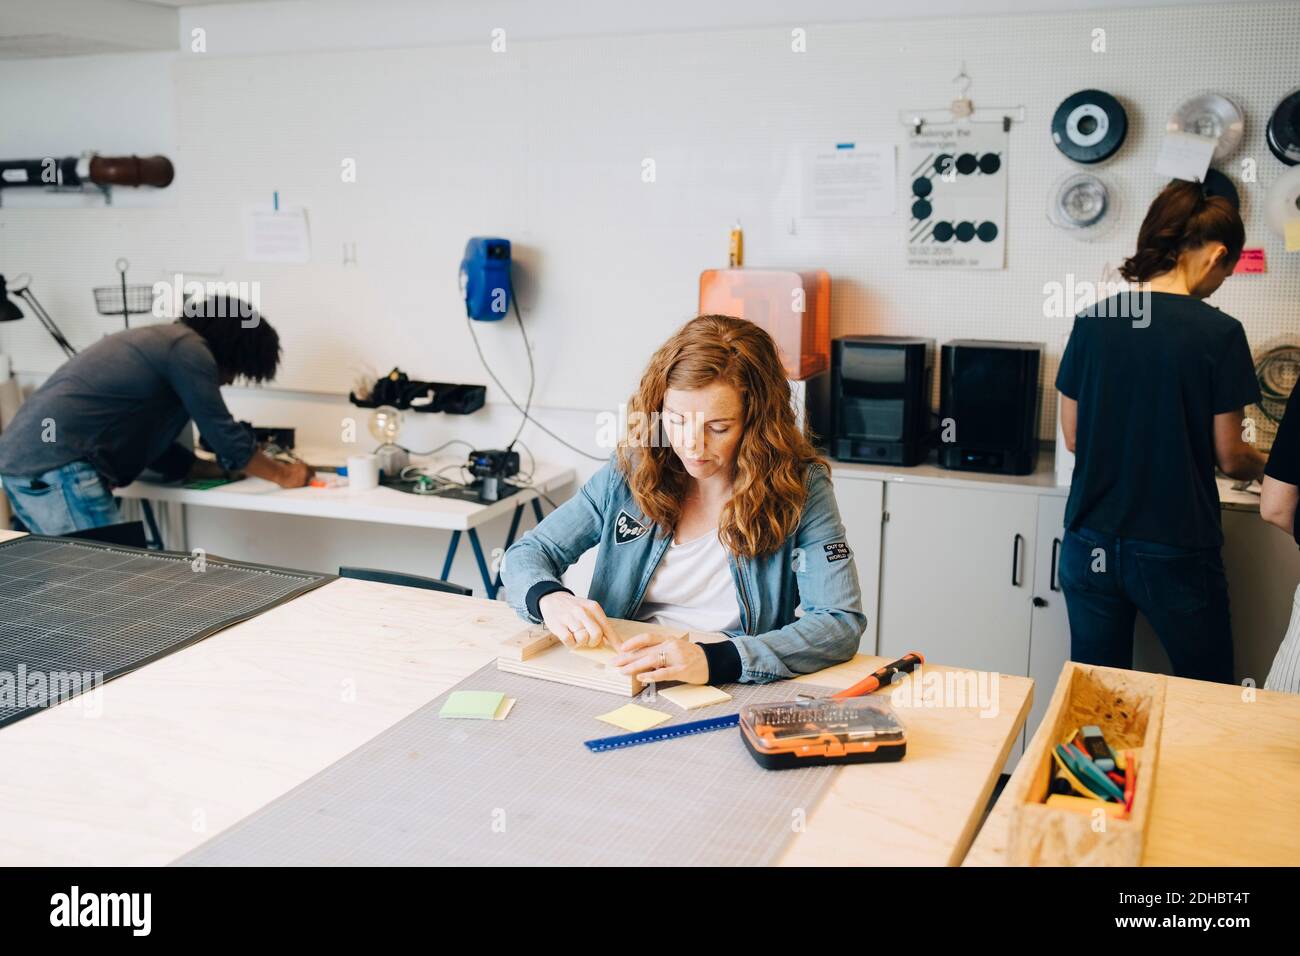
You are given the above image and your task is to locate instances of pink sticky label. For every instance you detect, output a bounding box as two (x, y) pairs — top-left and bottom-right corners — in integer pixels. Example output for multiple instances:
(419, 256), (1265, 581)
(1234, 248), (1267, 274)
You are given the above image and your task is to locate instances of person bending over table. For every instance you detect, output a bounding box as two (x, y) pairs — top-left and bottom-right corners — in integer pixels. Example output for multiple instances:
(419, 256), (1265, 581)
(1056, 179), (1265, 684)
(501, 314), (866, 686)
(0, 295), (312, 536)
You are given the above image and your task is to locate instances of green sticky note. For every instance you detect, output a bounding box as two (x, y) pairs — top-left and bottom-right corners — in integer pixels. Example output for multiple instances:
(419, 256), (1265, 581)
(439, 691), (506, 720)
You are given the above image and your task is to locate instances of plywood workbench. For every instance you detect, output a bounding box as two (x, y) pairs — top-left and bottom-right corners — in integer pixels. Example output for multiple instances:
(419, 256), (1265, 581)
(0, 529), (1030, 866)
(964, 668), (1300, 867)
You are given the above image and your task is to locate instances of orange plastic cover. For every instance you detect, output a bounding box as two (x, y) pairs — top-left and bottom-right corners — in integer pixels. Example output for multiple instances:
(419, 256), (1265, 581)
(699, 269), (830, 379)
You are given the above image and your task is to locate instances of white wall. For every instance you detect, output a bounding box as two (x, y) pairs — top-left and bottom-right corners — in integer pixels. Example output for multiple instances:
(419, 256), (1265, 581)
(2, 0), (1298, 596)
(170, 0), (1252, 55)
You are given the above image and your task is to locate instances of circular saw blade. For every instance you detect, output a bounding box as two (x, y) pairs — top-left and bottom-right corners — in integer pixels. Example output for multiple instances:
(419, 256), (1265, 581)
(1052, 89), (1128, 164)
(1167, 91), (1245, 162)
(1048, 171), (1118, 239)
(1267, 87), (1300, 166)
(1264, 165), (1300, 238)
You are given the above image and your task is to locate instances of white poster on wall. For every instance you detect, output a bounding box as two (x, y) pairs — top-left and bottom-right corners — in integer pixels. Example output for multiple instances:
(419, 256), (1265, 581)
(242, 203), (312, 263)
(905, 123), (1008, 269)
(801, 142), (896, 218)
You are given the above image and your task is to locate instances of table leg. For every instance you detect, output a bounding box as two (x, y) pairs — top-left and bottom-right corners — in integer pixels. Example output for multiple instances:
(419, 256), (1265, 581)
(440, 530), (461, 581)
(467, 528), (496, 599)
(491, 503), (526, 595)
(140, 500), (164, 550)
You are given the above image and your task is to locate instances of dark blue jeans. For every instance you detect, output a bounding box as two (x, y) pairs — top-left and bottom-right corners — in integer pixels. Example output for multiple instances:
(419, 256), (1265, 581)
(1058, 527), (1234, 684)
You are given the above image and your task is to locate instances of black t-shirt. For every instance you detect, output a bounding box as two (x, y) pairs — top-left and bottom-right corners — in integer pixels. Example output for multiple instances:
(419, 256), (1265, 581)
(1264, 388), (1300, 547)
(1056, 292), (1260, 549)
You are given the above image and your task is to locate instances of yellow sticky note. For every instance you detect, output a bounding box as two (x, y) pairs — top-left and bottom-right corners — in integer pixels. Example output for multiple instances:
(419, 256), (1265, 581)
(658, 684), (732, 711)
(1286, 219), (1300, 253)
(493, 698), (517, 720)
(595, 703), (671, 733)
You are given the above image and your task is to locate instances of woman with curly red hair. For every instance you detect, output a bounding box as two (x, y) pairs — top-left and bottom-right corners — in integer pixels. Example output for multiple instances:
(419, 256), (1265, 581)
(502, 315), (866, 685)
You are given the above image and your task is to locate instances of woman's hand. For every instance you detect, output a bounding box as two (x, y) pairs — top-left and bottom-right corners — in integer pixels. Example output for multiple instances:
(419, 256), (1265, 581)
(537, 592), (618, 648)
(612, 633), (709, 685)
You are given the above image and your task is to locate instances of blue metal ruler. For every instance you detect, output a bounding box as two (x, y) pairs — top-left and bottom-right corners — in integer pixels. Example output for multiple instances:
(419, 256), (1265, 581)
(583, 713), (740, 752)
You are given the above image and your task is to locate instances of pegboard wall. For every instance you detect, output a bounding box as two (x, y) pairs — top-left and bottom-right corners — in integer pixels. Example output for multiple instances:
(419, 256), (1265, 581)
(1, 2), (1298, 440)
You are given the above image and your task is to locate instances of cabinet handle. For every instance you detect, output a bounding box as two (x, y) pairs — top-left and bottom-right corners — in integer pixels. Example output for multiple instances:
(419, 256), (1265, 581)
(1011, 533), (1023, 587)
(1050, 537), (1061, 592)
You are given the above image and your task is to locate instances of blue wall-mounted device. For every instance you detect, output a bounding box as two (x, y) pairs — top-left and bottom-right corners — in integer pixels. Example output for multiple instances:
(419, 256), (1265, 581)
(460, 237), (512, 320)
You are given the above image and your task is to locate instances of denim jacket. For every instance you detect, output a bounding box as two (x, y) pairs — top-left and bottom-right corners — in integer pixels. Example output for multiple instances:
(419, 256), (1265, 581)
(501, 456), (866, 683)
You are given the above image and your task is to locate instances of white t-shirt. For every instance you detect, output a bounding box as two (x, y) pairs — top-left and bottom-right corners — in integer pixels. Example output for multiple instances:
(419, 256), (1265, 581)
(636, 529), (742, 633)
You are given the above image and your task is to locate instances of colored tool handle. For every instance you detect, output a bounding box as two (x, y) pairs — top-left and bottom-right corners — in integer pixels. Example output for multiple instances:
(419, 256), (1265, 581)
(831, 651), (925, 700)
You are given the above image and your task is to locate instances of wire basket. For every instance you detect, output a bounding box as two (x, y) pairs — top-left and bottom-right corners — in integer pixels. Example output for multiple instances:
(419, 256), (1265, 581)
(92, 257), (154, 330)
(93, 284), (155, 316)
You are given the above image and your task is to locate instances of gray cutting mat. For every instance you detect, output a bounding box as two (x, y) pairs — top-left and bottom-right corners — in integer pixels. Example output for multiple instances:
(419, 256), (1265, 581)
(176, 663), (841, 866)
(0, 535), (332, 728)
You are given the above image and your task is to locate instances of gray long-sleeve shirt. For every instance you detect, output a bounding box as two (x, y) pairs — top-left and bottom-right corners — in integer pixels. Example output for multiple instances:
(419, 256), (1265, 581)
(0, 323), (256, 486)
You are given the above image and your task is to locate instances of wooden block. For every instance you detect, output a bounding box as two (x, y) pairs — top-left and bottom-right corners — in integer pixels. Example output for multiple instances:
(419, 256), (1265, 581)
(496, 620), (689, 697)
(498, 638), (642, 696)
(1006, 662), (1165, 866)
(498, 626), (560, 662)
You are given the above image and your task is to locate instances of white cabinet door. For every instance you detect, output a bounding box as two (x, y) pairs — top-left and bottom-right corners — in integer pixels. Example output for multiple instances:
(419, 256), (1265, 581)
(830, 476), (883, 654)
(878, 482), (1036, 679)
(1026, 494), (1071, 750)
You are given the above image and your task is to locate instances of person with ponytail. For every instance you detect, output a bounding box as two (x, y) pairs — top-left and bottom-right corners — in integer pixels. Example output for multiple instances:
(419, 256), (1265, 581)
(1054, 179), (1265, 683)
(501, 315), (865, 685)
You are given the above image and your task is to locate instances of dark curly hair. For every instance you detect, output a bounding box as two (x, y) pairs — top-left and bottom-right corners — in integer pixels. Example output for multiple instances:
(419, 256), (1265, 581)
(179, 296), (281, 383)
(1120, 179), (1244, 283)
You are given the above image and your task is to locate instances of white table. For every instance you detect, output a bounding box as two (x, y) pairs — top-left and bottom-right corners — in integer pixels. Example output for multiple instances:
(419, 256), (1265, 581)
(114, 457), (576, 598)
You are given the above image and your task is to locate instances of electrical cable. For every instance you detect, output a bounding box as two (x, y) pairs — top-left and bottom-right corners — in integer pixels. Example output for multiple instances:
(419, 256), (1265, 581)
(505, 278), (533, 451)
(511, 480), (560, 511)
(463, 275), (607, 463)
(401, 438), (475, 457)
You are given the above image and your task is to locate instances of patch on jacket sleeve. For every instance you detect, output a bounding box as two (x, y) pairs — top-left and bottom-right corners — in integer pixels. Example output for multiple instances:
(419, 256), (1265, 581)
(614, 509), (649, 545)
(823, 541), (852, 563)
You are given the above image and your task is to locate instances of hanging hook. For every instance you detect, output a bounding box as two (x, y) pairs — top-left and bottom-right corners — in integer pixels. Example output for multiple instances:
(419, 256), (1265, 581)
(953, 62), (971, 100)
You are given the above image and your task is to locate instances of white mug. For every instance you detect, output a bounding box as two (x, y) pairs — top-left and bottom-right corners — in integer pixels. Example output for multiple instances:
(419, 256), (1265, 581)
(347, 454), (380, 493)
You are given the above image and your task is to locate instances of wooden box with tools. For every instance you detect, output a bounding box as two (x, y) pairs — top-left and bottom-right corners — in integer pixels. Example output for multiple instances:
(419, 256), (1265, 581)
(1006, 662), (1165, 866)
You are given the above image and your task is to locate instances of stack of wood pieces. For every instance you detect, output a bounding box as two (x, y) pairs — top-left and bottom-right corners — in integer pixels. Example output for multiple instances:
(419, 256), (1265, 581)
(497, 621), (689, 697)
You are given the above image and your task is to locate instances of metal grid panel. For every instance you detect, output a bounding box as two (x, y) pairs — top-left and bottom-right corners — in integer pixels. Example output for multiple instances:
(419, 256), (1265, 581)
(0, 535), (332, 727)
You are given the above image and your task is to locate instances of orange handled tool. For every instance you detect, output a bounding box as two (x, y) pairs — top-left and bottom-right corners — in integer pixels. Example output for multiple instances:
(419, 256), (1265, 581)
(831, 651), (926, 700)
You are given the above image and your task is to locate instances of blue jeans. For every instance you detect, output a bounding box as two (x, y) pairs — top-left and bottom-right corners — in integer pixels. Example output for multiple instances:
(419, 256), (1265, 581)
(1058, 527), (1234, 684)
(2, 461), (120, 535)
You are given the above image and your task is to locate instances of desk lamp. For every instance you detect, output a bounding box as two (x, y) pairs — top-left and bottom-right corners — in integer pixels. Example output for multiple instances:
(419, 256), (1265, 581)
(0, 274), (77, 358)
(369, 404), (410, 477)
